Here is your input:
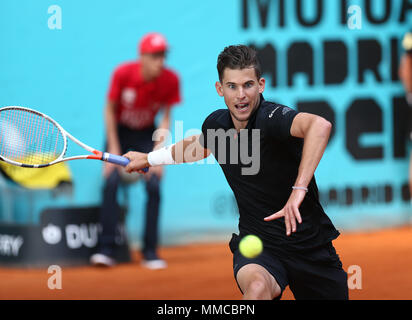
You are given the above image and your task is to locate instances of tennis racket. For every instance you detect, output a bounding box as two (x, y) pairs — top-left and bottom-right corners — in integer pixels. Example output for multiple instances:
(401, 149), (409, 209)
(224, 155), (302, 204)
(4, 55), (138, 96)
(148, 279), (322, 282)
(0, 106), (148, 171)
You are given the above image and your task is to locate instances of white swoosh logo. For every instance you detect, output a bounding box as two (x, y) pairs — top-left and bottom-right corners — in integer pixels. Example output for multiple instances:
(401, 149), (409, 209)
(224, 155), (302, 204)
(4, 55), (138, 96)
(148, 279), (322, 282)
(269, 106), (280, 118)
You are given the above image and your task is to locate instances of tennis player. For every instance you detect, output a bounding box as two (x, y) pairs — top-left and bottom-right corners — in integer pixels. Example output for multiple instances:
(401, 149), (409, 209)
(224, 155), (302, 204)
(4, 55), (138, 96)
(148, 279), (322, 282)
(123, 45), (348, 300)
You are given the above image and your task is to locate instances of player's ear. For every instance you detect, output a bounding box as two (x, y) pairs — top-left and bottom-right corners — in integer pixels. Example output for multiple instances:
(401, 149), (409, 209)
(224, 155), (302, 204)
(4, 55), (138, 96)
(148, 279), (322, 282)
(215, 81), (224, 97)
(258, 77), (266, 94)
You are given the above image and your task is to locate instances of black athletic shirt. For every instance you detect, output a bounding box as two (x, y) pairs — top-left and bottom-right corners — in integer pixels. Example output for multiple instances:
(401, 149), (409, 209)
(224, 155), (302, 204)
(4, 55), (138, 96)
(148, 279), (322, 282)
(200, 96), (340, 252)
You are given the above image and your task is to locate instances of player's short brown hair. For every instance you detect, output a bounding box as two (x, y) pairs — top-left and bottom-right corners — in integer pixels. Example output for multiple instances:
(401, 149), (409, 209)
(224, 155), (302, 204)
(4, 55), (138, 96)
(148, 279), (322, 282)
(217, 45), (262, 82)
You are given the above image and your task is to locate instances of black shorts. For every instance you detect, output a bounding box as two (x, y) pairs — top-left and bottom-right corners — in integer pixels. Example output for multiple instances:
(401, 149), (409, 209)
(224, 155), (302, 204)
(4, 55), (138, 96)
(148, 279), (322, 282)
(229, 233), (349, 300)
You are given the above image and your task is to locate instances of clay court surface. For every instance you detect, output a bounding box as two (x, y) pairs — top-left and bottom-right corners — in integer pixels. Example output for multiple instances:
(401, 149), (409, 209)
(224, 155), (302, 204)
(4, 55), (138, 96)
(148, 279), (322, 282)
(0, 227), (411, 300)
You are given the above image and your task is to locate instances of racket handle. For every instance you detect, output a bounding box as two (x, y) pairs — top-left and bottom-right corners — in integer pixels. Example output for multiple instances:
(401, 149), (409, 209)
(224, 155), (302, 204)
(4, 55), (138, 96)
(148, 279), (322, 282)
(104, 153), (148, 172)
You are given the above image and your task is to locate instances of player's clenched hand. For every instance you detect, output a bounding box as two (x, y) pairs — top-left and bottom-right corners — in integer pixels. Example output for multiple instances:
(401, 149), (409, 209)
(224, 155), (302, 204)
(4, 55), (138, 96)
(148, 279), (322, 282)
(263, 189), (305, 236)
(123, 151), (150, 174)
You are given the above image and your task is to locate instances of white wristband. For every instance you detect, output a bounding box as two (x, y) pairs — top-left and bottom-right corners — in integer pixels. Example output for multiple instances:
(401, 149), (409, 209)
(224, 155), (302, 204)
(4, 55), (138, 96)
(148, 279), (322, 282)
(292, 186), (308, 193)
(147, 145), (176, 166)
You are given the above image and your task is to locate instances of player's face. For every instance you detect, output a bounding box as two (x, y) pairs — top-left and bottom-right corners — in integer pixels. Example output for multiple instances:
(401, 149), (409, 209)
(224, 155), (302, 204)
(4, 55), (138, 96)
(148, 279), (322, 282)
(140, 51), (166, 80)
(215, 67), (265, 128)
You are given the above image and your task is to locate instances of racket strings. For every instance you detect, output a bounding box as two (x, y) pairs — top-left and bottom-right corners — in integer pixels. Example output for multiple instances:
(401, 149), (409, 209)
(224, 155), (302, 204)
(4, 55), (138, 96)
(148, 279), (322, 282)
(0, 109), (65, 165)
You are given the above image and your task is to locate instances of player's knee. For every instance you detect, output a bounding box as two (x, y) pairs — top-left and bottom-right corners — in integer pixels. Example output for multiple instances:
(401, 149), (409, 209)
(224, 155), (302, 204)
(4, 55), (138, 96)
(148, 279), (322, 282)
(245, 279), (269, 300)
(244, 276), (274, 300)
(273, 284), (281, 299)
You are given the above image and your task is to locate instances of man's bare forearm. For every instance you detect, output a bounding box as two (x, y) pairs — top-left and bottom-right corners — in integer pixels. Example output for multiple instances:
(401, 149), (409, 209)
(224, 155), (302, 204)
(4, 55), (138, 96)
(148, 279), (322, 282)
(172, 135), (210, 164)
(294, 117), (331, 189)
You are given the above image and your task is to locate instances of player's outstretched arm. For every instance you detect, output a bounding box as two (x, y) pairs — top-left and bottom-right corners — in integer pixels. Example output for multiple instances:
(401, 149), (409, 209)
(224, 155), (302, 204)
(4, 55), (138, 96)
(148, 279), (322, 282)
(264, 113), (332, 236)
(123, 134), (211, 173)
(172, 134), (211, 164)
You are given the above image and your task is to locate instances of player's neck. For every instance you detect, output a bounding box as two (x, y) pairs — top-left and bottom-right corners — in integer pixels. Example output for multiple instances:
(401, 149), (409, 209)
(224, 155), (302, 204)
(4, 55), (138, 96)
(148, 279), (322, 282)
(232, 117), (248, 132)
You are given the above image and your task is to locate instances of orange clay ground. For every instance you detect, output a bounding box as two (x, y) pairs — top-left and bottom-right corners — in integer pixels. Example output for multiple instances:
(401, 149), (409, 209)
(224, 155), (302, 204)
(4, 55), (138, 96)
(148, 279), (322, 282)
(0, 227), (411, 300)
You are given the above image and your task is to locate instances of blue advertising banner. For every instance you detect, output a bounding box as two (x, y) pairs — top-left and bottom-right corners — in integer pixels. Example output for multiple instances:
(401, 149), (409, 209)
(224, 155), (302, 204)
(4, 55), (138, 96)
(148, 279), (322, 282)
(0, 0), (411, 246)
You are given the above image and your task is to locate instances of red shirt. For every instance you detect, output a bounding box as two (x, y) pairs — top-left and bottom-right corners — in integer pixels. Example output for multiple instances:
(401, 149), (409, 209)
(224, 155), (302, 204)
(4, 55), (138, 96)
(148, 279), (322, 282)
(108, 61), (181, 130)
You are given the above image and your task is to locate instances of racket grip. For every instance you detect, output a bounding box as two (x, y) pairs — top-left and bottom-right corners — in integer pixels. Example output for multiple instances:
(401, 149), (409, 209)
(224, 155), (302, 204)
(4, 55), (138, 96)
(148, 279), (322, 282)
(104, 153), (148, 172)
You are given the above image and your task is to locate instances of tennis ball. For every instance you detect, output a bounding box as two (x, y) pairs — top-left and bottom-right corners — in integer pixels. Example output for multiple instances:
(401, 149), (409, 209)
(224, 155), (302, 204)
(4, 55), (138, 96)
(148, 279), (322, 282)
(239, 235), (263, 259)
